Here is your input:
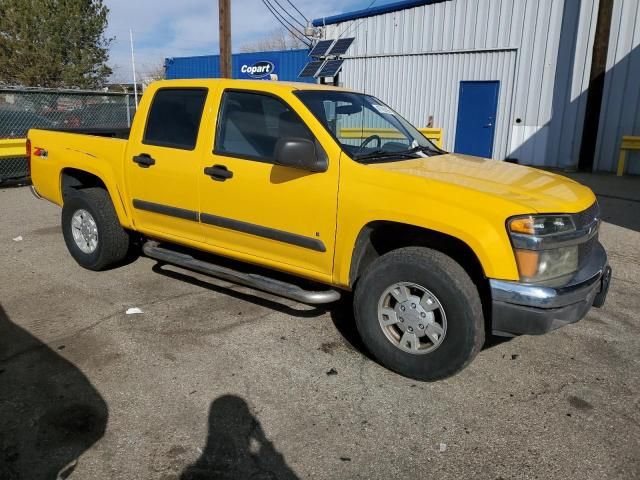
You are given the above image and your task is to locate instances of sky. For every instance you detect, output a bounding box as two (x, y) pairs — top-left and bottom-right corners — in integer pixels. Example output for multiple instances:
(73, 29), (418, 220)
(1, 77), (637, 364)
(104, 0), (388, 83)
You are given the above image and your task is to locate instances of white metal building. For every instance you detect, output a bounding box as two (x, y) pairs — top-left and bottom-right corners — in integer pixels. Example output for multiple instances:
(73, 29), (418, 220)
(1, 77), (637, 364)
(313, 0), (640, 173)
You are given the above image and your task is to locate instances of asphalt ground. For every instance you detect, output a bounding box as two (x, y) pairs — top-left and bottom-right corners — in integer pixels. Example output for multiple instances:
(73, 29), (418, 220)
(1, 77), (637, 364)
(1, 174), (639, 479)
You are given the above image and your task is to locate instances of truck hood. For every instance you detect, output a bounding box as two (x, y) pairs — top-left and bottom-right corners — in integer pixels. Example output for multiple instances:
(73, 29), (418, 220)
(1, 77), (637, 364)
(367, 153), (596, 213)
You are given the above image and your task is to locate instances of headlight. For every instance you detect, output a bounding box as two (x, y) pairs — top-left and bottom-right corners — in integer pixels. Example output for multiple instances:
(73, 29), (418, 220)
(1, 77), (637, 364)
(508, 215), (580, 286)
(509, 215), (575, 236)
(513, 246), (578, 286)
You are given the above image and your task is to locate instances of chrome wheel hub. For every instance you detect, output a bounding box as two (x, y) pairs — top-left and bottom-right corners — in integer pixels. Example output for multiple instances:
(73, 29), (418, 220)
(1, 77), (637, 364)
(377, 282), (447, 354)
(71, 209), (98, 254)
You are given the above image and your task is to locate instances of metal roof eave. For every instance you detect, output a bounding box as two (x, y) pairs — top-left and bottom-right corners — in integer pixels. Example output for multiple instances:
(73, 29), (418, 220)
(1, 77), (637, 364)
(312, 0), (447, 27)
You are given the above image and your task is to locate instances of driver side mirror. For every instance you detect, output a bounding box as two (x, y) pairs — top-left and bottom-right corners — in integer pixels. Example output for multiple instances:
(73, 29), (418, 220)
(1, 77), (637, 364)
(274, 137), (328, 173)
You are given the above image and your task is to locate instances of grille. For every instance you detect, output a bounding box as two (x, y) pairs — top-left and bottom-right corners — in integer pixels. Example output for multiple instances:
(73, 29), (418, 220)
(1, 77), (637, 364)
(575, 202), (599, 268)
(578, 236), (597, 267)
(574, 201), (600, 230)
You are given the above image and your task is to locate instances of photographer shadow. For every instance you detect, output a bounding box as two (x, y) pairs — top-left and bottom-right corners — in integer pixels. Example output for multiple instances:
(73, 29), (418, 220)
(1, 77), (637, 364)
(0, 305), (108, 479)
(181, 395), (298, 480)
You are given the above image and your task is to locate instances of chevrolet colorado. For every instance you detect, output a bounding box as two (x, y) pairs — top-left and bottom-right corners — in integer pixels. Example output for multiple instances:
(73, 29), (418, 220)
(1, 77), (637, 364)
(27, 79), (611, 380)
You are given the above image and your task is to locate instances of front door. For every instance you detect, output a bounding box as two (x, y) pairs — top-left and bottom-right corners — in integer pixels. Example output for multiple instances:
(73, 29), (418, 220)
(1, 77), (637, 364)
(454, 81), (499, 158)
(126, 87), (208, 242)
(199, 88), (339, 277)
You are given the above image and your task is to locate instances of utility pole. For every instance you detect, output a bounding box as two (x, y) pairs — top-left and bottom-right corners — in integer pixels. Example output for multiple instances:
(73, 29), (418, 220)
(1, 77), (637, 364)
(219, 0), (232, 78)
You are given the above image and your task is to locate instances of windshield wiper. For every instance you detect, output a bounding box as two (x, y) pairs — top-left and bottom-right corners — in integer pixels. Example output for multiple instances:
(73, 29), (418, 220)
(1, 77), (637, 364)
(354, 149), (419, 162)
(355, 144), (443, 163)
(398, 145), (442, 155)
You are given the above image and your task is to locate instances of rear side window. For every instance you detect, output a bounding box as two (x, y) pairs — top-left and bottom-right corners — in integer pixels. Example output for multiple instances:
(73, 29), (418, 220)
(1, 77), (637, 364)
(143, 88), (207, 150)
(215, 90), (313, 162)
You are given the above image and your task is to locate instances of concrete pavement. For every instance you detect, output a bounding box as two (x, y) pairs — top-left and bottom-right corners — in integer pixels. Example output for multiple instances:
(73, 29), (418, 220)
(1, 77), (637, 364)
(1, 174), (639, 479)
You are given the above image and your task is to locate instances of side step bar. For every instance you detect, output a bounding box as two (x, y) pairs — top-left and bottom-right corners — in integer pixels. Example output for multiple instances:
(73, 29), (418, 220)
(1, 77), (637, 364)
(143, 241), (341, 305)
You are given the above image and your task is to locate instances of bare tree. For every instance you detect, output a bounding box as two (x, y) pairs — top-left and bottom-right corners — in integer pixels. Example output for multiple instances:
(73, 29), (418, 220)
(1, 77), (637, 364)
(239, 28), (307, 52)
(141, 64), (166, 87)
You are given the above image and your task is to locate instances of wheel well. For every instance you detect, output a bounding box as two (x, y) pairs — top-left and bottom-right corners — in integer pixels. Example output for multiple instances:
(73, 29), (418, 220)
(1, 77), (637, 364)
(349, 221), (490, 315)
(61, 168), (107, 200)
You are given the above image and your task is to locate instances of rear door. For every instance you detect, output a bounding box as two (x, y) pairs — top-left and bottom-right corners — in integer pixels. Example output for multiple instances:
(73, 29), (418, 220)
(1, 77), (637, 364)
(198, 88), (340, 277)
(126, 87), (208, 241)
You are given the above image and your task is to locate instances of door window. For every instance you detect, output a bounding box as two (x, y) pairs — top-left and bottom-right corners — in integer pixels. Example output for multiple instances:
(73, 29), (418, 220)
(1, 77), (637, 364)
(215, 90), (313, 162)
(143, 88), (208, 150)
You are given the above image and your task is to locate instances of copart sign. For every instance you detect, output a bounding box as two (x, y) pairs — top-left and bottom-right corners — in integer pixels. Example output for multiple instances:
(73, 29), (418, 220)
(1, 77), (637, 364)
(240, 61), (275, 79)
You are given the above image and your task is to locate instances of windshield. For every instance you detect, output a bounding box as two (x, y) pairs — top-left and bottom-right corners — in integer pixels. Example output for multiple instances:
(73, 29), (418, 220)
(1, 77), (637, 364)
(295, 90), (443, 162)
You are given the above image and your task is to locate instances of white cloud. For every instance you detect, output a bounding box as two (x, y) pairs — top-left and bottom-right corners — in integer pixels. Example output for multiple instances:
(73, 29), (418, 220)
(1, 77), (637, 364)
(104, 0), (369, 82)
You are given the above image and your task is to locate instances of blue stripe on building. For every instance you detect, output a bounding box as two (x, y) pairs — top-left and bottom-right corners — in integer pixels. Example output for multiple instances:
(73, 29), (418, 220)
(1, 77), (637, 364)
(164, 49), (314, 83)
(311, 0), (446, 27)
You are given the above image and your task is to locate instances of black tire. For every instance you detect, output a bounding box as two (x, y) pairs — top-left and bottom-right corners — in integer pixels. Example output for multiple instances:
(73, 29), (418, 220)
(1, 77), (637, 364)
(61, 187), (131, 271)
(354, 247), (484, 381)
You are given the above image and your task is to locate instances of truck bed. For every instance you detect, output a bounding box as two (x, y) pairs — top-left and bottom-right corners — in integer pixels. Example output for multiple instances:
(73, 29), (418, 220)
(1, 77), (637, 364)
(29, 127), (130, 206)
(39, 126), (130, 140)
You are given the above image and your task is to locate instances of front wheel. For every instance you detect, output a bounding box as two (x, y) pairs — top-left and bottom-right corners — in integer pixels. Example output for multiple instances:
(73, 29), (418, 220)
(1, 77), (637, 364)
(61, 188), (131, 271)
(354, 247), (485, 381)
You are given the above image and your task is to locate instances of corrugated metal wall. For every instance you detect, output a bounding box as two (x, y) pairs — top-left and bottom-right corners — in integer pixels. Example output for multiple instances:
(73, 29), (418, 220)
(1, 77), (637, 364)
(165, 49), (314, 83)
(322, 0), (640, 172)
(165, 54), (219, 79)
(544, 0), (599, 170)
(340, 49), (517, 159)
(594, 0), (640, 174)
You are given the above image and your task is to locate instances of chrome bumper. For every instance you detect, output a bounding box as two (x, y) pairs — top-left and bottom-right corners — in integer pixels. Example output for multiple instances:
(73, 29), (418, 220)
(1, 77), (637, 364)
(490, 242), (611, 336)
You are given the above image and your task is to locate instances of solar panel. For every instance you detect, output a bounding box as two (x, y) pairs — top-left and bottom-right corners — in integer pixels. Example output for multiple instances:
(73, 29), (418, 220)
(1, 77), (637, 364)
(309, 40), (335, 58)
(317, 59), (344, 77)
(327, 37), (354, 56)
(298, 60), (324, 78)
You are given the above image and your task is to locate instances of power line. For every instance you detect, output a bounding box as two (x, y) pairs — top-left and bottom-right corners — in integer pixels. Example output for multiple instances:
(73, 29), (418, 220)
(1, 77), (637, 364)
(269, 0), (306, 29)
(262, 0), (311, 46)
(283, 0), (309, 23)
(263, 0), (308, 39)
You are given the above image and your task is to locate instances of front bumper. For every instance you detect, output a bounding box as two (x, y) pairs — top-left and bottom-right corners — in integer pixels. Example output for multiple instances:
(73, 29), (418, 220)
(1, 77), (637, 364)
(490, 242), (611, 336)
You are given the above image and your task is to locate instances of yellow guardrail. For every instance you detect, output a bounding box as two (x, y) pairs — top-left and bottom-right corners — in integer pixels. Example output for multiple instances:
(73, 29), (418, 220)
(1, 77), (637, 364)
(0, 128), (445, 161)
(0, 138), (27, 159)
(339, 128), (444, 149)
(420, 128), (443, 148)
(617, 135), (640, 176)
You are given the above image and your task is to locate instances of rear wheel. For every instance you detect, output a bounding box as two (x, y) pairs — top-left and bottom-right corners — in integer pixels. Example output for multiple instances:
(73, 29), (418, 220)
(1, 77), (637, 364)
(61, 188), (131, 271)
(354, 247), (484, 381)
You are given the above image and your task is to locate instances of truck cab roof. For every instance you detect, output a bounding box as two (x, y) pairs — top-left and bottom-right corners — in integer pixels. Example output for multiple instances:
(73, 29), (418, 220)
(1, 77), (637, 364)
(150, 78), (352, 94)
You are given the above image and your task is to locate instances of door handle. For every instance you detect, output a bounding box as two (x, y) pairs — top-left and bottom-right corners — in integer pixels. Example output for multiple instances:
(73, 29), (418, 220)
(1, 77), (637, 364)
(133, 154), (156, 168)
(204, 164), (233, 181)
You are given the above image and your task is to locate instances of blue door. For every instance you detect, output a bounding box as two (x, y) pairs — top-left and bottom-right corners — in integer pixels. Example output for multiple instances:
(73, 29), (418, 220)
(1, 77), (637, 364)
(454, 81), (499, 158)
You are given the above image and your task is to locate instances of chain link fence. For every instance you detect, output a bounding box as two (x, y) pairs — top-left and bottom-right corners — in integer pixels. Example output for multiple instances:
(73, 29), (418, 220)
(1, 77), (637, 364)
(0, 87), (136, 183)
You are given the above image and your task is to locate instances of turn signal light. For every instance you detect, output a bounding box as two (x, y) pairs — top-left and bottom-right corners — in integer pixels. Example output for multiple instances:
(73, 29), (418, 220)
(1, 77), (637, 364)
(514, 249), (539, 278)
(509, 217), (535, 235)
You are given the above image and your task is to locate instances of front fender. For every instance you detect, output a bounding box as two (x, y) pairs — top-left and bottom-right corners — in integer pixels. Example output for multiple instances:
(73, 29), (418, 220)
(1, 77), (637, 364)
(333, 161), (524, 287)
(334, 213), (519, 288)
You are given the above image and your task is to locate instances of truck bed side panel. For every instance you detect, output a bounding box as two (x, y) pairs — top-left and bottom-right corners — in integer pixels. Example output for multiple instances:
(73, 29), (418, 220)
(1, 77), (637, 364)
(29, 129), (133, 228)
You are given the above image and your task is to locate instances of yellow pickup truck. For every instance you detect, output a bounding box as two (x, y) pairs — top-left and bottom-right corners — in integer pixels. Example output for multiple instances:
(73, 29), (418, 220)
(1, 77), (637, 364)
(28, 79), (611, 380)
